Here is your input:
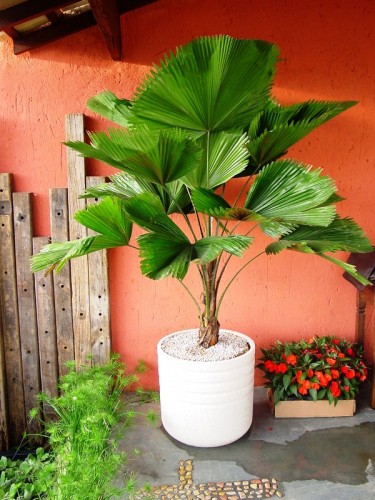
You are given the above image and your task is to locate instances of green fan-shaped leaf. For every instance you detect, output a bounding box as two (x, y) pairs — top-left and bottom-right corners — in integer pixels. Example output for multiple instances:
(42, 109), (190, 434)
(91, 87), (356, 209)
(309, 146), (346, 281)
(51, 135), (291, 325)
(183, 131), (249, 189)
(31, 234), (128, 274)
(193, 235), (253, 264)
(265, 217), (373, 285)
(130, 36), (279, 132)
(87, 90), (132, 127)
(74, 197), (132, 242)
(244, 100), (357, 171)
(138, 233), (192, 280)
(68, 127), (201, 185)
(31, 198), (133, 274)
(125, 193), (189, 240)
(245, 160), (337, 226)
(191, 188), (257, 221)
(80, 174), (192, 215)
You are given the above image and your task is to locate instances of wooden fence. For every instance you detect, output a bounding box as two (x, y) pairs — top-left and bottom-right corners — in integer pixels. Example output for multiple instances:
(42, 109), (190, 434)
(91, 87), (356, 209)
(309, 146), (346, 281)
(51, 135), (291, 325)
(0, 114), (111, 450)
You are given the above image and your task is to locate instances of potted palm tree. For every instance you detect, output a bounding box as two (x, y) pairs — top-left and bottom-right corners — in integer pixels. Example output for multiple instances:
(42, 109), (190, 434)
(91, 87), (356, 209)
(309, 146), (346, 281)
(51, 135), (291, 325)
(32, 35), (372, 447)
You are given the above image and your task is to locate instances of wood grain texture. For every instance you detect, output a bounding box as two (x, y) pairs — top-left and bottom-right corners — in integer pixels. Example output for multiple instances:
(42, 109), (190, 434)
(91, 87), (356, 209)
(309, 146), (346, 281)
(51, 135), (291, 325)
(0, 174), (26, 445)
(12, 192), (41, 436)
(50, 188), (75, 375)
(86, 177), (111, 364)
(33, 237), (58, 402)
(66, 114), (91, 368)
(0, 312), (9, 451)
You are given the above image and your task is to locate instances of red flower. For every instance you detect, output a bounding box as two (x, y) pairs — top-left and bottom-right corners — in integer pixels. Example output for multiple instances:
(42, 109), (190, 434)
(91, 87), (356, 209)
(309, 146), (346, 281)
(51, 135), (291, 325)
(264, 360), (277, 373)
(341, 365), (349, 374)
(343, 385), (350, 392)
(331, 369), (340, 379)
(330, 381), (341, 398)
(324, 372), (332, 382)
(307, 369), (314, 378)
(332, 339), (340, 345)
(298, 380), (311, 395)
(286, 354), (297, 366)
(346, 369), (356, 379)
(277, 363), (288, 374)
(326, 357), (336, 366)
(311, 382), (320, 390)
(346, 347), (355, 357)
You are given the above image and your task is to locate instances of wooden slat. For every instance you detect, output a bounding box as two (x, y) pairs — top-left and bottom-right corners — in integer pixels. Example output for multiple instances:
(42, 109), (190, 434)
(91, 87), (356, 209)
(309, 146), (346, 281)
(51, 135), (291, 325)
(0, 312), (9, 451)
(49, 188), (75, 376)
(88, 0), (122, 61)
(0, 174), (26, 445)
(86, 177), (111, 365)
(66, 114), (91, 368)
(33, 237), (58, 402)
(13, 193), (41, 436)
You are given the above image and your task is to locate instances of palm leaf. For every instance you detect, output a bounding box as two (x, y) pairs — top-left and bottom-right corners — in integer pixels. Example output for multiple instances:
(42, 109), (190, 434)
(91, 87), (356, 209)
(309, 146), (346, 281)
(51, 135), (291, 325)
(138, 233), (192, 280)
(193, 235), (253, 264)
(87, 90), (132, 127)
(243, 100), (357, 172)
(68, 127), (201, 185)
(130, 36), (279, 132)
(74, 197), (132, 242)
(80, 173), (192, 215)
(31, 197), (133, 273)
(125, 193), (189, 240)
(182, 131), (249, 189)
(31, 234), (128, 274)
(245, 160), (337, 226)
(266, 217), (373, 255)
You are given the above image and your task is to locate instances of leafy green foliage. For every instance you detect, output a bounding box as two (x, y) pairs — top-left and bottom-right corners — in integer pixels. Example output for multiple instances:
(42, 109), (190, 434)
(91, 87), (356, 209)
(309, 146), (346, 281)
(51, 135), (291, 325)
(31, 35), (372, 343)
(1, 358), (157, 499)
(0, 449), (54, 499)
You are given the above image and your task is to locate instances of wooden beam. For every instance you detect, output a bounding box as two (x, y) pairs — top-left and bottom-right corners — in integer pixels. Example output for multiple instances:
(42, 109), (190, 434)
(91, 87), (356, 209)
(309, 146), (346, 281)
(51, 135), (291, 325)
(0, 1), (73, 31)
(10, 0), (157, 56)
(88, 0), (121, 61)
(12, 10), (96, 55)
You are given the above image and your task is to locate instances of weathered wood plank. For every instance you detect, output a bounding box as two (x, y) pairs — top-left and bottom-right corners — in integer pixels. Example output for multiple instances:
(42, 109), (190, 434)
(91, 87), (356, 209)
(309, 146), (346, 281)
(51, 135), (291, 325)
(0, 313), (9, 451)
(12, 192), (41, 436)
(0, 174), (26, 445)
(49, 188), (75, 375)
(33, 237), (58, 403)
(66, 114), (91, 368)
(86, 177), (111, 364)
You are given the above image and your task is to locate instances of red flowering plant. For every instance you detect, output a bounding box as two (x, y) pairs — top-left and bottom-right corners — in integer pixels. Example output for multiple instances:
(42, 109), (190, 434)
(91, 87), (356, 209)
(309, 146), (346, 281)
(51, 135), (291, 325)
(258, 335), (368, 405)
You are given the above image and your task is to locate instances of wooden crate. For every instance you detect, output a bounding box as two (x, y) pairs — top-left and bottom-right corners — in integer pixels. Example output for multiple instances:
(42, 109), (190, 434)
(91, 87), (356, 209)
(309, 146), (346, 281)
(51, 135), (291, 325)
(268, 390), (356, 418)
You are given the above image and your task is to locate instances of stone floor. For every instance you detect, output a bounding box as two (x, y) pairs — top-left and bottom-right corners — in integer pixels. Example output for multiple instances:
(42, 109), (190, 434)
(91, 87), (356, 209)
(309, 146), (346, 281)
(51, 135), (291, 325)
(116, 386), (375, 500)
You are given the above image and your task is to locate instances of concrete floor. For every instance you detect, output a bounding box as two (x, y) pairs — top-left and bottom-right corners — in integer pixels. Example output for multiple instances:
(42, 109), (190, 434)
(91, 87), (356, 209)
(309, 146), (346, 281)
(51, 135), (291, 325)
(118, 387), (375, 499)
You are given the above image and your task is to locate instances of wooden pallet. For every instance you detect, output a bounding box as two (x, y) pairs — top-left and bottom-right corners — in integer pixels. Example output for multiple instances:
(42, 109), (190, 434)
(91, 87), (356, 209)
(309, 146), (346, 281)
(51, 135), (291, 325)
(0, 114), (111, 449)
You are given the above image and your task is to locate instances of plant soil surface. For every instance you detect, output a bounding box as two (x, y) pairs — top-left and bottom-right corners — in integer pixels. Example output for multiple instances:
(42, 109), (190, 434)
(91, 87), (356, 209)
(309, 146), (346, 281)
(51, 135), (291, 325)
(161, 330), (250, 362)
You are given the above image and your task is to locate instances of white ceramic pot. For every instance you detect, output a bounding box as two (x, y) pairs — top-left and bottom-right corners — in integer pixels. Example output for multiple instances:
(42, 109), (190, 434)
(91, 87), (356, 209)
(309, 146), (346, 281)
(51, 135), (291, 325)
(157, 329), (255, 447)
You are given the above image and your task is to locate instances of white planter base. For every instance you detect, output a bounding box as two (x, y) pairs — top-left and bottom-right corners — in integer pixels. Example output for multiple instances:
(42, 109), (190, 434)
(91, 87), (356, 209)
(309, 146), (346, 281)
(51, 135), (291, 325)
(157, 329), (255, 447)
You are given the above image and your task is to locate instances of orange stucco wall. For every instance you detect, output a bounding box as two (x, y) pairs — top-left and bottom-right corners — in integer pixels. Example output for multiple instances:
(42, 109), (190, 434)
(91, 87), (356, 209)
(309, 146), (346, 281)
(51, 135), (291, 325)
(1, 0), (374, 387)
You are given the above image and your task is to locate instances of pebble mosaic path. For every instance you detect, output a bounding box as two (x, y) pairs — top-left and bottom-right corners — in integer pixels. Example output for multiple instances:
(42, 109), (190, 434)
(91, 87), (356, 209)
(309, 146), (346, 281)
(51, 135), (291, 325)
(133, 459), (284, 499)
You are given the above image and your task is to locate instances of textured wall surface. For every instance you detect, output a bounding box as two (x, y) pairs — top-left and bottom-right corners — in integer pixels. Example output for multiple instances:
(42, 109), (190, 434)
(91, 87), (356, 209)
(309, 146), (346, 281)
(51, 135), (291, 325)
(1, 0), (374, 387)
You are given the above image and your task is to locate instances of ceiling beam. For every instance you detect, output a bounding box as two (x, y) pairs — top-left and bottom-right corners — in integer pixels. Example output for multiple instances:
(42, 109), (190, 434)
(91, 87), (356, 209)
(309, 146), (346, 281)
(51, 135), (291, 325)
(88, 0), (121, 61)
(0, 1), (73, 31)
(12, 10), (96, 55)
(5, 0), (158, 58)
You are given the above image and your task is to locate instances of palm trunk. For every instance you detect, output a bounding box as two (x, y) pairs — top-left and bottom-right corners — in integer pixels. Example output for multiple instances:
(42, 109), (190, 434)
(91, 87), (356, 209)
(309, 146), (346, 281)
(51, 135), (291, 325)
(198, 261), (220, 347)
